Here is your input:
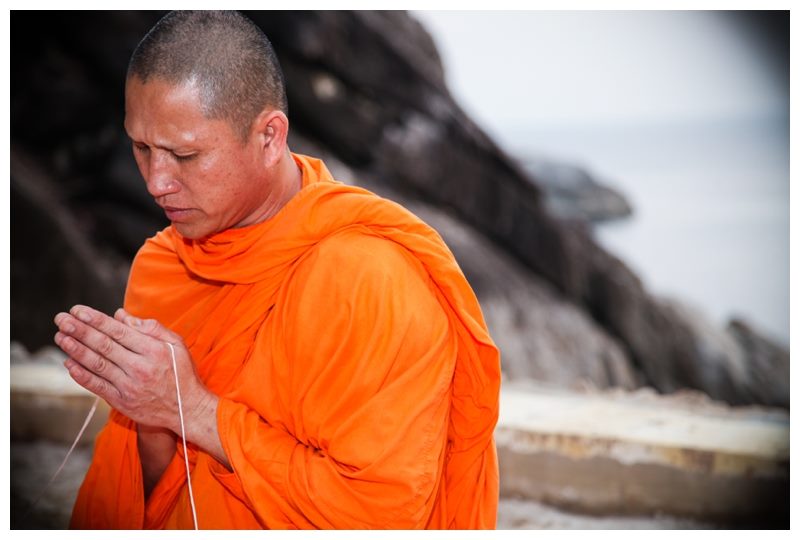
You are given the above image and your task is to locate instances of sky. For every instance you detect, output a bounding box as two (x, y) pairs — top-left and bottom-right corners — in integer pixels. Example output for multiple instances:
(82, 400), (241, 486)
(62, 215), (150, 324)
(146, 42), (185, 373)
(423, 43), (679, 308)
(412, 11), (788, 137)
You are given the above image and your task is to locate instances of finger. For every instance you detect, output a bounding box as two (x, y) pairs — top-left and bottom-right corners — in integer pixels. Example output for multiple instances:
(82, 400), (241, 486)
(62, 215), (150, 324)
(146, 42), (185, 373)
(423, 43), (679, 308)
(67, 305), (149, 355)
(64, 357), (123, 406)
(114, 308), (183, 344)
(55, 311), (139, 370)
(55, 330), (128, 385)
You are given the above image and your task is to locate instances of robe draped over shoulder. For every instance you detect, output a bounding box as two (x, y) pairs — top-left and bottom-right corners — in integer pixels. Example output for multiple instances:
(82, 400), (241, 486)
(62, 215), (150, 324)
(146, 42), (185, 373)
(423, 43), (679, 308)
(70, 153), (500, 529)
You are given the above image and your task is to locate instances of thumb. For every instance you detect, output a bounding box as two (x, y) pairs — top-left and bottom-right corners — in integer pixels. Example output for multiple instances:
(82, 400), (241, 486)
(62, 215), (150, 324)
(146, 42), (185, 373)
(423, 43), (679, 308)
(114, 308), (183, 343)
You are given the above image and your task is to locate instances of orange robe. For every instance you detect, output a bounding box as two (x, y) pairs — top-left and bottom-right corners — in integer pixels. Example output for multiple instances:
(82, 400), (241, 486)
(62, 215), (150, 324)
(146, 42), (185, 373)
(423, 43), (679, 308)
(70, 153), (500, 529)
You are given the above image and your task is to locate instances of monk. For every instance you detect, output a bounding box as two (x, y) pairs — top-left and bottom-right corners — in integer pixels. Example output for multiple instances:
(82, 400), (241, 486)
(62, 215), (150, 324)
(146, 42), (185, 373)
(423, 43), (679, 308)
(53, 10), (500, 529)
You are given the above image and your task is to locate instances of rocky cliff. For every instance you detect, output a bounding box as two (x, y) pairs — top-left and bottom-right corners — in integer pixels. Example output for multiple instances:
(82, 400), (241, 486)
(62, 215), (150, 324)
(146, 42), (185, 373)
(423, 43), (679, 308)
(10, 10), (788, 408)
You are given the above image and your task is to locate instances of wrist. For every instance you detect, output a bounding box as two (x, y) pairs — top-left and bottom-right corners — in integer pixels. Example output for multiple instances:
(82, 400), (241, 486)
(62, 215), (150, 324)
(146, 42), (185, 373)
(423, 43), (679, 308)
(192, 390), (217, 431)
(181, 386), (219, 442)
(138, 423), (177, 438)
(181, 388), (229, 468)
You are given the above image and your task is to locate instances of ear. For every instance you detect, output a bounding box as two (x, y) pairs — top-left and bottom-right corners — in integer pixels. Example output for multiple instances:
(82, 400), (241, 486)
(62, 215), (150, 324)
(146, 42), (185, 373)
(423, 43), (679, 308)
(251, 108), (289, 168)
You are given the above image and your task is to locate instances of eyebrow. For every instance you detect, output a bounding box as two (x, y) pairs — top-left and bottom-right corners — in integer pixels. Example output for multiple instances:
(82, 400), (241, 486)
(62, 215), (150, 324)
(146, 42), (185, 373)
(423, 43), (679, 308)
(127, 135), (195, 154)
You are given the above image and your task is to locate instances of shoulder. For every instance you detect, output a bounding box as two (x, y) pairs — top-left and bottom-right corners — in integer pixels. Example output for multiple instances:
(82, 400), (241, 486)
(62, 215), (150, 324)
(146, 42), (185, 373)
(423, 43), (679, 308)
(274, 225), (453, 382)
(276, 226), (447, 335)
(296, 226), (430, 298)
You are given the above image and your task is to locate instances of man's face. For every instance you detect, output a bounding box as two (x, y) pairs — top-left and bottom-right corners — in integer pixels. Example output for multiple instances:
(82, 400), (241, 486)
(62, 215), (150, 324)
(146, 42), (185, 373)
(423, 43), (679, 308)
(124, 77), (268, 240)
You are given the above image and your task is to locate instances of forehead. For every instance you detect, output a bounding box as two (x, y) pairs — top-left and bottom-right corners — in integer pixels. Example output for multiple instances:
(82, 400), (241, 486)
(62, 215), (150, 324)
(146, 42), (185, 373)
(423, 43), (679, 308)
(124, 77), (232, 145)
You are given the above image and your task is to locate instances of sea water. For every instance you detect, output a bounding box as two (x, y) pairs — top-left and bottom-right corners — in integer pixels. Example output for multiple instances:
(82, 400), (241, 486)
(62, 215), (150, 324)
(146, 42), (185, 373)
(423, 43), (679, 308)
(498, 115), (789, 347)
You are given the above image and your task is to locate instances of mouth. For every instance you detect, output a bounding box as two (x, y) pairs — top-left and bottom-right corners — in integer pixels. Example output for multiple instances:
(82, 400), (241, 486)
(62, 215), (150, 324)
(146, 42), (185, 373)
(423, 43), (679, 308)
(163, 206), (193, 222)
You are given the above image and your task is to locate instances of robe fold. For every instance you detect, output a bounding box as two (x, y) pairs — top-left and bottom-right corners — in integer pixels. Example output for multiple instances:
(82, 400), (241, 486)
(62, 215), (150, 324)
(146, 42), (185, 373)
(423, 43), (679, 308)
(70, 153), (501, 529)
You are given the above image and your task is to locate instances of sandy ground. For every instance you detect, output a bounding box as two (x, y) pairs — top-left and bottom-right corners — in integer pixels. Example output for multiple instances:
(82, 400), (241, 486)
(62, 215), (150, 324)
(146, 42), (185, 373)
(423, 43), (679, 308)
(11, 440), (719, 530)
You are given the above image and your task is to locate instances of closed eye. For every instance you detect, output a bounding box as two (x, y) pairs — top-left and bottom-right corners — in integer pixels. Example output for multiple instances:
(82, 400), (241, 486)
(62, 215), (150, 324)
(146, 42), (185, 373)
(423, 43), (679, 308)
(133, 142), (150, 154)
(173, 152), (197, 162)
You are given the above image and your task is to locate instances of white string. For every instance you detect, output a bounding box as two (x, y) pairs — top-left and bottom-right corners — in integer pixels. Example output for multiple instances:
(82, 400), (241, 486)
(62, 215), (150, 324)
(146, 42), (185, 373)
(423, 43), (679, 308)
(23, 395), (100, 520)
(168, 341), (199, 530)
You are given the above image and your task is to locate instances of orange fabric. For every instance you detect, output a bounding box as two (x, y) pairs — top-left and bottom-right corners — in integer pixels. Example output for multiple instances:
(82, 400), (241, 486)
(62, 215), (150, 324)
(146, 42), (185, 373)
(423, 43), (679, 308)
(70, 153), (500, 529)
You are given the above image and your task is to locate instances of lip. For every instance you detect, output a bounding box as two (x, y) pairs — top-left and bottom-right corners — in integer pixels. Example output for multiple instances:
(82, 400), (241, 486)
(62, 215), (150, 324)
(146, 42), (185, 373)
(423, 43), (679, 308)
(163, 206), (193, 222)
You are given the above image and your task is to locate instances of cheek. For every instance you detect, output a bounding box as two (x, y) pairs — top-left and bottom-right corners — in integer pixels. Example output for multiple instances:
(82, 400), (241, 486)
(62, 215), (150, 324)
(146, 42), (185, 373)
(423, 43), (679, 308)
(191, 164), (238, 206)
(191, 148), (254, 205)
(206, 157), (245, 193)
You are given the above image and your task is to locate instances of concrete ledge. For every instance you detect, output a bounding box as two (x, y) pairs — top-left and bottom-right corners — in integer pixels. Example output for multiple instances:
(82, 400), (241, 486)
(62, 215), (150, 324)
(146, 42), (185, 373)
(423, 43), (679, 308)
(496, 382), (789, 526)
(11, 363), (110, 445)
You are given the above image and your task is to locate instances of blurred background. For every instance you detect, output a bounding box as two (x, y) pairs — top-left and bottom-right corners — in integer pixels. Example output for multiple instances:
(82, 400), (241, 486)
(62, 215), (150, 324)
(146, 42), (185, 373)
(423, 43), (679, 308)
(416, 10), (789, 347)
(10, 10), (789, 529)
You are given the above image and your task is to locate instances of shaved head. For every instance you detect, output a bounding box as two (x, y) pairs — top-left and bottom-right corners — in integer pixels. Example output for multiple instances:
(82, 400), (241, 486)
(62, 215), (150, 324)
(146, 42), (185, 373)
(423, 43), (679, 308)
(128, 10), (288, 140)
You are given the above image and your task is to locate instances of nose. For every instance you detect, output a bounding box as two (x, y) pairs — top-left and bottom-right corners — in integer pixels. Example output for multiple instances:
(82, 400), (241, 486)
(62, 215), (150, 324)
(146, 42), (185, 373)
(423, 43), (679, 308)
(144, 151), (180, 198)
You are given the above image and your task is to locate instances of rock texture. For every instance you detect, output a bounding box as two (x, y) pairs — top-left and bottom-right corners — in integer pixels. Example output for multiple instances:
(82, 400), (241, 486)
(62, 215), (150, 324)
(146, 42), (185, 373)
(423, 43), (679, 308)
(11, 151), (128, 349)
(519, 157), (633, 223)
(726, 318), (791, 409)
(10, 10), (788, 408)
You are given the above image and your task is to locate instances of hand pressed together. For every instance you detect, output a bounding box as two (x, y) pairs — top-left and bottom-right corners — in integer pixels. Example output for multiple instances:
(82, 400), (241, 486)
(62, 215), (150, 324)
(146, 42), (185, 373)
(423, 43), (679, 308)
(53, 305), (229, 468)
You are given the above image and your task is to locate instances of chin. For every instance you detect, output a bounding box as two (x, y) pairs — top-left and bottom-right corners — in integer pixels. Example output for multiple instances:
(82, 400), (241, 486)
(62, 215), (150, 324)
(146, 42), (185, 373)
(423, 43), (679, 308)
(172, 223), (209, 240)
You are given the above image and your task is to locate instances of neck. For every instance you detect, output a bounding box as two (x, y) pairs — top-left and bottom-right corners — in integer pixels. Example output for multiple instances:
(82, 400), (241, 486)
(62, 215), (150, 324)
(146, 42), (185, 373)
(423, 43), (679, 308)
(238, 150), (302, 229)
(269, 150), (303, 216)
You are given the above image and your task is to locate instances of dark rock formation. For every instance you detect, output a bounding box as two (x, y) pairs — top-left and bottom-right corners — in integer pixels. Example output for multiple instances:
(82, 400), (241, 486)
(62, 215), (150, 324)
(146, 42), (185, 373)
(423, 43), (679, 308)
(11, 150), (127, 349)
(727, 318), (790, 409)
(519, 158), (633, 223)
(9, 10), (788, 408)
